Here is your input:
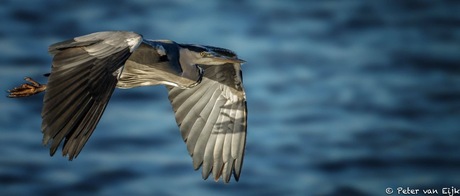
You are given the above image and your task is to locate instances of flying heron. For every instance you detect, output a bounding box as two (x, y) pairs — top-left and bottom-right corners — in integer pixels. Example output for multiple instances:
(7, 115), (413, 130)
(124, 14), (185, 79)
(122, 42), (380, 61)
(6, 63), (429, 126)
(7, 31), (247, 183)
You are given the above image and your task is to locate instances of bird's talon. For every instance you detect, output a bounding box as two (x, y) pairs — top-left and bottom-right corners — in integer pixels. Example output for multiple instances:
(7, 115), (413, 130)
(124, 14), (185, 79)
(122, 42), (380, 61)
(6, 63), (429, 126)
(24, 77), (41, 87)
(7, 77), (47, 98)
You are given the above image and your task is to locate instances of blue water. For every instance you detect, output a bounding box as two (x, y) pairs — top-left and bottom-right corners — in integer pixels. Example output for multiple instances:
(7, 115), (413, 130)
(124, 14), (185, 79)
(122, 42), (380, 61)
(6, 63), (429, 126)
(1, 1), (460, 195)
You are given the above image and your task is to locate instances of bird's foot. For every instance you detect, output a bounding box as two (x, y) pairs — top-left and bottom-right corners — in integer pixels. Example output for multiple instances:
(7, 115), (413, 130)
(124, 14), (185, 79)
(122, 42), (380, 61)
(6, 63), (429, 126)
(7, 77), (47, 98)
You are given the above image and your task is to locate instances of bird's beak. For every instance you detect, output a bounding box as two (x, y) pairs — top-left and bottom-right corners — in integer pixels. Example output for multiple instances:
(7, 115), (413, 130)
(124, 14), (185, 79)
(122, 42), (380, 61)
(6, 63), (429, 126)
(233, 58), (246, 64)
(213, 55), (246, 64)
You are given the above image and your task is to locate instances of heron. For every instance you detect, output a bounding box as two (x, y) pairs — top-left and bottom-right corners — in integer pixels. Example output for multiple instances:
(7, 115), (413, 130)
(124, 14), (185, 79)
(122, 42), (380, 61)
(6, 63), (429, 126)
(7, 31), (247, 183)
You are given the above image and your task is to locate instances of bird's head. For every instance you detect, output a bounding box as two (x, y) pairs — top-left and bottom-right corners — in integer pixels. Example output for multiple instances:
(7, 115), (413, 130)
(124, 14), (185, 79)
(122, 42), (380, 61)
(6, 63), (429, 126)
(178, 44), (245, 65)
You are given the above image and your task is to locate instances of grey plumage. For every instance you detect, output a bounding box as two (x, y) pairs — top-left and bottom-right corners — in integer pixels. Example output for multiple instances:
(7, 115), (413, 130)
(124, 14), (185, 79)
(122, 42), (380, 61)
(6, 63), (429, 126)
(37, 31), (247, 183)
(167, 64), (246, 182)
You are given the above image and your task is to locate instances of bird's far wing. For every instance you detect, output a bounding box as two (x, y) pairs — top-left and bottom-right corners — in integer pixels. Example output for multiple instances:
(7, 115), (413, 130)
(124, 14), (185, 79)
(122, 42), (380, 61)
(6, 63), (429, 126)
(42, 31), (142, 160)
(167, 63), (247, 183)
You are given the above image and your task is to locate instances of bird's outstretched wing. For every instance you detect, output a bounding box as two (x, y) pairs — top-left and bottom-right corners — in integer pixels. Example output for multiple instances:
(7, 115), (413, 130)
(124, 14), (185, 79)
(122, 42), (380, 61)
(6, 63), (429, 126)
(42, 31), (142, 159)
(167, 63), (247, 183)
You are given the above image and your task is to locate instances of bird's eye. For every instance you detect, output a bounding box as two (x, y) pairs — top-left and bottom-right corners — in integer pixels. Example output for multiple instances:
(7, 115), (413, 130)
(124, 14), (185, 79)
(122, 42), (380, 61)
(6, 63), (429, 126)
(200, 52), (207, 57)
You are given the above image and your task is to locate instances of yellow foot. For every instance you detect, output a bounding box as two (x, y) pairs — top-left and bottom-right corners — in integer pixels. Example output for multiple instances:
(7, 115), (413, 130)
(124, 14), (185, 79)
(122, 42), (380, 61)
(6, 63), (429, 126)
(7, 77), (47, 98)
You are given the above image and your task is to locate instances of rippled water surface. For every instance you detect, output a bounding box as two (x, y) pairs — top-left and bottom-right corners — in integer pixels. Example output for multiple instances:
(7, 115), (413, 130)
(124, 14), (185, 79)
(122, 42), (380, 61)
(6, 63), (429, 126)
(1, 1), (460, 195)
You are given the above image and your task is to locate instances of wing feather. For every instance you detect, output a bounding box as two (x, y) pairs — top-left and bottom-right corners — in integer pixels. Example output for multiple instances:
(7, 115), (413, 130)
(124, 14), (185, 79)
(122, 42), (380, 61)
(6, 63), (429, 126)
(42, 31), (142, 159)
(182, 85), (219, 147)
(167, 63), (247, 182)
(174, 80), (214, 126)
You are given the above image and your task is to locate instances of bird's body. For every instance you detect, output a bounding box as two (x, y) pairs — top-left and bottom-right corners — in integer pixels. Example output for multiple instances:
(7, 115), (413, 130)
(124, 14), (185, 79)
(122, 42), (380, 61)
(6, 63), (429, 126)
(8, 31), (247, 183)
(117, 39), (202, 89)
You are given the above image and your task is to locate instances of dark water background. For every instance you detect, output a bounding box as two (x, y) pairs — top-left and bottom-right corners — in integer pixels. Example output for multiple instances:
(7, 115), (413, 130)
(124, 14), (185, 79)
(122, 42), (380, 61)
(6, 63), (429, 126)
(1, 1), (460, 195)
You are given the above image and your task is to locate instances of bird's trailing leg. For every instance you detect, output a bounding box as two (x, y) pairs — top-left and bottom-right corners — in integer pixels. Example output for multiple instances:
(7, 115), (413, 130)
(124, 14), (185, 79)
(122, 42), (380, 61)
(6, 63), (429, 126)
(7, 77), (47, 98)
